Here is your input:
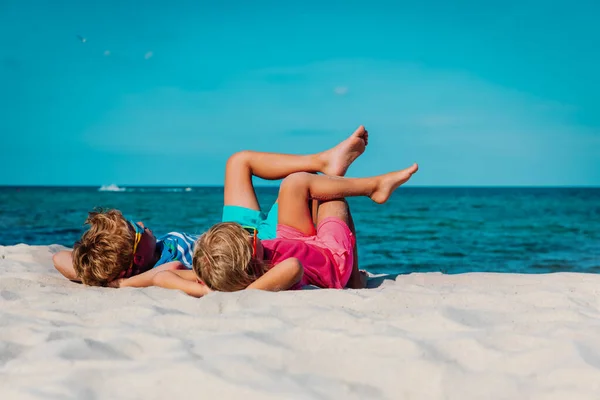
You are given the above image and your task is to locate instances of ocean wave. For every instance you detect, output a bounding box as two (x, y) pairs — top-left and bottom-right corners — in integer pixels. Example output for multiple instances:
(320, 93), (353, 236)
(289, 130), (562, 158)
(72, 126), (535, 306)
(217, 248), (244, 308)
(97, 185), (194, 193)
(98, 184), (125, 192)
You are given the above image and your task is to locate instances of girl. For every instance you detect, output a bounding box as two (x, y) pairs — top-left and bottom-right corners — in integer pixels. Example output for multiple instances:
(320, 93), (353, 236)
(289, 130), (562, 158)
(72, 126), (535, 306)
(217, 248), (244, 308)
(190, 163), (419, 294)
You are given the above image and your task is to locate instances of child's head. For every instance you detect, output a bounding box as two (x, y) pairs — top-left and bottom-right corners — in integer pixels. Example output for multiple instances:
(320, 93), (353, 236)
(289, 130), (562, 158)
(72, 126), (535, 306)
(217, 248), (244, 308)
(72, 209), (158, 286)
(192, 222), (265, 292)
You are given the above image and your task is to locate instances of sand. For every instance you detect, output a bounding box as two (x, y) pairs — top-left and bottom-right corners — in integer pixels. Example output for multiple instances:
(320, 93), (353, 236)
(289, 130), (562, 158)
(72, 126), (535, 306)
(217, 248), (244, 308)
(1, 244), (600, 399)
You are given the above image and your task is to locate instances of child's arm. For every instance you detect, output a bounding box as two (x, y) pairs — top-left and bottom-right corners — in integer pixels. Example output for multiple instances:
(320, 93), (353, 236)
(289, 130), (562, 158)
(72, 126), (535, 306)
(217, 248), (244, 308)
(52, 250), (80, 282)
(152, 270), (212, 298)
(247, 257), (303, 291)
(153, 259), (302, 297)
(153, 258), (303, 296)
(112, 261), (186, 288)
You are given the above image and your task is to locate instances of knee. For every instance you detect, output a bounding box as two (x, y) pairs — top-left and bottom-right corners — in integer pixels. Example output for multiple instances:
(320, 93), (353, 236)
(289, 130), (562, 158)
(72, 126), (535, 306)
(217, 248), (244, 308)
(225, 151), (252, 172)
(280, 172), (311, 195)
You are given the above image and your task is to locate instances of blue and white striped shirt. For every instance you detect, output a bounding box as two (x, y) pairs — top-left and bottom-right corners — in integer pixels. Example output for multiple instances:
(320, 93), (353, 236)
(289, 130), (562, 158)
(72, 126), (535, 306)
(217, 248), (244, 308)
(155, 232), (199, 269)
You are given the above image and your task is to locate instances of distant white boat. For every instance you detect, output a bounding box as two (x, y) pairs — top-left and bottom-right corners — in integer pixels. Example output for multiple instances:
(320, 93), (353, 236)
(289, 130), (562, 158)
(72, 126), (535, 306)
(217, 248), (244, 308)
(98, 184), (126, 192)
(185, 187), (192, 192)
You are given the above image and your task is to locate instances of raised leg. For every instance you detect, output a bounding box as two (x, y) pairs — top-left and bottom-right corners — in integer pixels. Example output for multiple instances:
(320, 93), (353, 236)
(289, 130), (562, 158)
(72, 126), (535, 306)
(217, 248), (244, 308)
(224, 126), (368, 210)
(277, 164), (419, 234)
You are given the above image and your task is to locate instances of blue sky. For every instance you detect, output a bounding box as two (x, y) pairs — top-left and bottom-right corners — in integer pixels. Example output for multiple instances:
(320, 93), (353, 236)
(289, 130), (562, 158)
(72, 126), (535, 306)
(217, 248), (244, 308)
(1, 0), (598, 186)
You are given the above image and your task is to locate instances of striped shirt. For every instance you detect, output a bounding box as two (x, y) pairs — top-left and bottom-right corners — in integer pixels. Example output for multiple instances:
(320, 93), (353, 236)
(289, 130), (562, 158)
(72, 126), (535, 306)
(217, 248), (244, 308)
(155, 232), (199, 269)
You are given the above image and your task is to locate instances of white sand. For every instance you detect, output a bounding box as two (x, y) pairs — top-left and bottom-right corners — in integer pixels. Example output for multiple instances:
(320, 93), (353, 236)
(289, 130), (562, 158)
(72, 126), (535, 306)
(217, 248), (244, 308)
(1, 245), (600, 399)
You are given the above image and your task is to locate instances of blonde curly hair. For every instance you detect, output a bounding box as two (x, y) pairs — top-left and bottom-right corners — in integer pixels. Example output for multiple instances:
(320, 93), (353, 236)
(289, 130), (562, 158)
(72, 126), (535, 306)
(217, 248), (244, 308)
(72, 208), (135, 287)
(193, 222), (267, 291)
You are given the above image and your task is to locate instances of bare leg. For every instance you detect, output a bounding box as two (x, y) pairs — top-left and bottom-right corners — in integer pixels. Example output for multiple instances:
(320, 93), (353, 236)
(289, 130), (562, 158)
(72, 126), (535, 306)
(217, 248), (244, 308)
(310, 198), (319, 226)
(341, 206), (367, 289)
(278, 164), (419, 234)
(315, 199), (366, 289)
(224, 126), (368, 210)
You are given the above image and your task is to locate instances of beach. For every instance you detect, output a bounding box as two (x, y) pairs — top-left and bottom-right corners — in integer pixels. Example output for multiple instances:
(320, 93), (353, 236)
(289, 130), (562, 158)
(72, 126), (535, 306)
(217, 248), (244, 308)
(1, 244), (600, 399)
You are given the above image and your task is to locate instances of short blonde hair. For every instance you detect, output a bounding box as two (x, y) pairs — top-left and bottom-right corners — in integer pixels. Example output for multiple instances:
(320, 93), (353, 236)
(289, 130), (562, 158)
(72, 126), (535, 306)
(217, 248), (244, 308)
(193, 222), (265, 291)
(72, 209), (134, 287)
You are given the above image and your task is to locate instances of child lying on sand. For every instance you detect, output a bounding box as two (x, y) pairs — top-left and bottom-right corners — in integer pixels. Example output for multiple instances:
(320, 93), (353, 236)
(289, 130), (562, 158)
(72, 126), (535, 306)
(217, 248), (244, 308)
(53, 210), (198, 286)
(55, 126), (373, 288)
(143, 137), (419, 297)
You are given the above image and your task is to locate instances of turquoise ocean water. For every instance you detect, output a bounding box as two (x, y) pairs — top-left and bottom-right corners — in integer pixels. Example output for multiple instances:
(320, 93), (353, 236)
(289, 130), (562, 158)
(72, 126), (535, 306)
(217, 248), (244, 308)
(1, 186), (598, 275)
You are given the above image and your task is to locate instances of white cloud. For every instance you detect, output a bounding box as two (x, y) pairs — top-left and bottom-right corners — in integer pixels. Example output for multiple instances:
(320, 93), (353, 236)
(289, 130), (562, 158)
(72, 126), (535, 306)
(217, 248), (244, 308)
(334, 86), (348, 95)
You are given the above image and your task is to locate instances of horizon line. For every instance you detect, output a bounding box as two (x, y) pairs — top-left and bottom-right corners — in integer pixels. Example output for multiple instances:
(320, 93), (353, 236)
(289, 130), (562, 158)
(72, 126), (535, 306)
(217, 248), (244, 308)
(1, 184), (599, 189)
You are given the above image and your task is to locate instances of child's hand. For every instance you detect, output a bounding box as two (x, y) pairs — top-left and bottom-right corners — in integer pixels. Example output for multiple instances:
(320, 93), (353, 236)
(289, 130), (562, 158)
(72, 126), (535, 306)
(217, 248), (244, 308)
(108, 263), (187, 289)
(152, 270), (212, 297)
(199, 281), (213, 293)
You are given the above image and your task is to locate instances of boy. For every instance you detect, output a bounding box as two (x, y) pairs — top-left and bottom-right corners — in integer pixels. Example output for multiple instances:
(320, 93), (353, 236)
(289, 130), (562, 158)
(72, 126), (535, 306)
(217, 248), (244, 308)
(56, 126), (370, 288)
(53, 209), (197, 286)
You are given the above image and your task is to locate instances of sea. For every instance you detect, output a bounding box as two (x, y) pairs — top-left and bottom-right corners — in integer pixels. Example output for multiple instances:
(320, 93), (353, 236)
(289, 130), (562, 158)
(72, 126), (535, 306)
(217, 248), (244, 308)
(1, 186), (598, 275)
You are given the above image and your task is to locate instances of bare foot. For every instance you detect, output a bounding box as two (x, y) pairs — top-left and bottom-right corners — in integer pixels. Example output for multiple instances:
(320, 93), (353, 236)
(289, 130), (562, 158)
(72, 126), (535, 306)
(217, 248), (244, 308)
(320, 125), (369, 176)
(370, 163), (419, 204)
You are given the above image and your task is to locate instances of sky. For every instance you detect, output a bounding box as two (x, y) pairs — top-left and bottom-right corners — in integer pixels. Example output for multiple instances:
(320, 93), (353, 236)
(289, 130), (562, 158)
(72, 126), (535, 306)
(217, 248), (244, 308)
(0, 0), (598, 186)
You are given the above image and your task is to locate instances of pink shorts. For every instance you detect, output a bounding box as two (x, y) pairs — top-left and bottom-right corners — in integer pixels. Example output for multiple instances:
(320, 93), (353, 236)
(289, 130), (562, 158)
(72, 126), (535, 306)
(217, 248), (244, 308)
(277, 217), (356, 288)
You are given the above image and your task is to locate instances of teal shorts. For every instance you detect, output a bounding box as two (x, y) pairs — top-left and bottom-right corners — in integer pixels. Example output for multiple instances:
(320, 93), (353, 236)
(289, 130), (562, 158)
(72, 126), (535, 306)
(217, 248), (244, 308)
(221, 203), (278, 240)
